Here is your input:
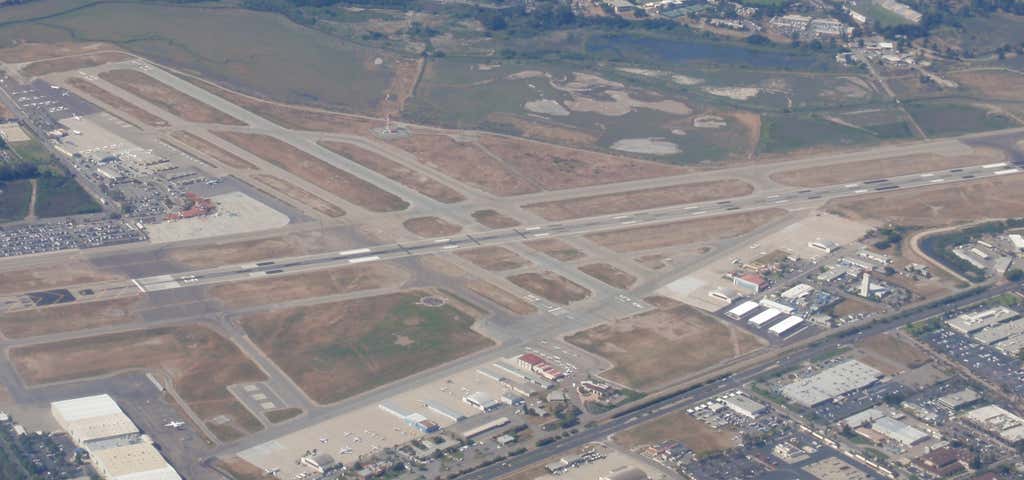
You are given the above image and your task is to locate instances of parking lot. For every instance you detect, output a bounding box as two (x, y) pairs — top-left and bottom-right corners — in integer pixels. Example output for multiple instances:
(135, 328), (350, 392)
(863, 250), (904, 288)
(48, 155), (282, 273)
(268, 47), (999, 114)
(922, 328), (1024, 396)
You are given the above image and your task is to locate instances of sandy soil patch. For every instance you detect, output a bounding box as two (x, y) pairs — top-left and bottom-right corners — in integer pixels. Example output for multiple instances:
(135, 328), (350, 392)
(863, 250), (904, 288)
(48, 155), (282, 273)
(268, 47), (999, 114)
(392, 134), (540, 196)
(145, 192), (289, 244)
(168, 131), (254, 169)
(586, 208), (787, 253)
(402, 216), (462, 238)
(855, 332), (931, 375)
(771, 149), (1004, 187)
(215, 132), (408, 212)
(0, 42), (120, 63)
(11, 326), (266, 440)
(318, 140), (464, 203)
(179, 74), (378, 133)
(468, 281), (537, 315)
(827, 176), (1024, 227)
(579, 263), (637, 289)
(525, 179), (752, 221)
(456, 246), (531, 271)
(524, 238), (585, 261)
(615, 67), (703, 86)
(524, 99), (570, 116)
(507, 271), (591, 305)
(239, 290), (492, 404)
(952, 70), (1024, 101)
(212, 457), (265, 480)
(251, 174), (344, 218)
(99, 70), (245, 125)
(0, 260), (124, 294)
(0, 297), (142, 339)
(615, 411), (736, 455)
(693, 114), (728, 128)
(472, 209), (521, 228)
(21, 52), (132, 77)
(565, 305), (764, 391)
(831, 297), (884, 318)
(479, 135), (685, 192)
(610, 137), (680, 155)
(66, 77), (168, 127)
(704, 86), (761, 100)
(208, 262), (407, 309)
(565, 90), (691, 117)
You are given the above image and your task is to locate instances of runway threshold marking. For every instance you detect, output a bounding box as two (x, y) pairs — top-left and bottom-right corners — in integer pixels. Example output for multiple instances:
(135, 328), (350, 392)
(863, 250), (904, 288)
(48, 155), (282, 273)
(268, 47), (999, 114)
(131, 279), (147, 293)
(348, 256), (381, 264)
(339, 248), (371, 256)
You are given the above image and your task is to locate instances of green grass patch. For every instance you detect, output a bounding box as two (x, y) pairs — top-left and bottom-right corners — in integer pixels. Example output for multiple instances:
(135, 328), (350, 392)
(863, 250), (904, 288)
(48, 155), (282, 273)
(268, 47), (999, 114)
(9, 139), (54, 165)
(858, 0), (915, 27)
(759, 114), (879, 153)
(34, 175), (100, 218)
(905, 102), (1017, 137)
(0, 180), (32, 222)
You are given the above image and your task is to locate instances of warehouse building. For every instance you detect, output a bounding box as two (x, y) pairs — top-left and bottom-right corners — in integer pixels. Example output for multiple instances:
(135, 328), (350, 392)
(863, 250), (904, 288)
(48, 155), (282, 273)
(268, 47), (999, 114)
(947, 307), (1019, 335)
(782, 360), (883, 407)
(808, 240), (839, 253)
(770, 316), (804, 336)
(995, 334), (1024, 357)
(726, 300), (760, 320)
(91, 442), (182, 480)
(723, 395), (766, 419)
(870, 416), (929, 446)
(973, 318), (1024, 344)
(748, 308), (782, 328)
(733, 273), (768, 294)
(51, 395), (139, 449)
(463, 392), (500, 412)
(964, 405), (1024, 443)
(936, 388), (981, 411)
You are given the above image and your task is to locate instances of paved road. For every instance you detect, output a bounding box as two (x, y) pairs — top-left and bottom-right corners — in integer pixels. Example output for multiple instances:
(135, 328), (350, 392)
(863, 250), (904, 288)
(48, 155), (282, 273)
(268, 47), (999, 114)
(456, 282), (1019, 480)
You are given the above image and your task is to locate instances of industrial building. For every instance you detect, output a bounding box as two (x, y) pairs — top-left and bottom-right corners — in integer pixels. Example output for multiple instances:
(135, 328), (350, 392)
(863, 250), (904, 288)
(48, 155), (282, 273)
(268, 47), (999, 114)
(964, 405), (1024, 443)
(451, 416), (514, 441)
(869, 416), (929, 446)
(936, 388), (981, 411)
(781, 360), (883, 407)
(808, 240), (839, 253)
(726, 300), (759, 320)
(301, 453), (336, 473)
(947, 307), (1019, 334)
(463, 392), (500, 412)
(840, 408), (885, 429)
(51, 395), (139, 449)
(91, 443), (182, 480)
(748, 308), (782, 328)
(733, 273), (768, 294)
(51, 395), (180, 480)
(723, 395), (766, 419)
(995, 334), (1024, 357)
(972, 318), (1024, 344)
(780, 284), (813, 301)
(769, 316), (804, 336)
(1009, 234), (1024, 252)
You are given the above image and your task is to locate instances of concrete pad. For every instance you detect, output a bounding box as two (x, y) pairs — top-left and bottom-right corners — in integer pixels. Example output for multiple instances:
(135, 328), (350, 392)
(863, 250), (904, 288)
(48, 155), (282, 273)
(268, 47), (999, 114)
(145, 191), (289, 244)
(260, 402), (276, 410)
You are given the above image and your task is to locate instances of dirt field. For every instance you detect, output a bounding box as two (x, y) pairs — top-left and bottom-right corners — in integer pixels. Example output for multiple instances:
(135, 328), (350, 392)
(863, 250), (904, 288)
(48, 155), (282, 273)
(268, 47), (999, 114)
(252, 174), (345, 218)
(507, 272), (591, 305)
(827, 176), (1024, 227)
(523, 238), (585, 261)
(0, 297), (142, 339)
(10, 326), (266, 440)
(239, 290), (493, 404)
(831, 297), (884, 318)
(215, 131), (408, 212)
(168, 131), (253, 169)
(525, 179), (753, 221)
(0, 260), (124, 294)
(479, 135), (686, 191)
(456, 246), (531, 271)
(166, 231), (351, 268)
(179, 74), (378, 133)
(856, 332), (932, 375)
(66, 77), (169, 127)
(208, 262), (407, 309)
(579, 263), (637, 289)
(318, 140), (464, 203)
(467, 281), (537, 315)
(472, 209), (521, 228)
(392, 134), (541, 196)
(21, 52), (132, 77)
(614, 411), (737, 455)
(99, 70), (245, 125)
(952, 70), (1024, 101)
(402, 216), (462, 238)
(770, 150), (1004, 187)
(585, 209), (787, 252)
(484, 112), (599, 145)
(212, 457), (265, 480)
(0, 42), (120, 63)
(565, 306), (764, 391)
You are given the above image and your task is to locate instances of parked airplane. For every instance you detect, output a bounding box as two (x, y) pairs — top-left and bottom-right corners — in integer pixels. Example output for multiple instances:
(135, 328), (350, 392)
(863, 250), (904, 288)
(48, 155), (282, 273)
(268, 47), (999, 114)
(164, 421), (185, 429)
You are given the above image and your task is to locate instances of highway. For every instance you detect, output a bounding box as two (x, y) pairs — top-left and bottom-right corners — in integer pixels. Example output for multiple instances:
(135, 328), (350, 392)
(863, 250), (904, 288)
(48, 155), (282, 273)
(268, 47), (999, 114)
(455, 282), (1020, 480)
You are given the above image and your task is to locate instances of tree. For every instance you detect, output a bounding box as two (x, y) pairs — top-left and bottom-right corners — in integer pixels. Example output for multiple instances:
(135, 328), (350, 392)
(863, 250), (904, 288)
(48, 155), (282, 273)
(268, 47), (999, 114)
(1006, 269), (1024, 282)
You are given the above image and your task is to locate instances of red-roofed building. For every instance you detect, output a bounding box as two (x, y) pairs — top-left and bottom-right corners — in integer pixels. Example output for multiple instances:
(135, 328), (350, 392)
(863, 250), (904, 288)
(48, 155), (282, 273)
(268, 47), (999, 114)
(734, 273), (768, 294)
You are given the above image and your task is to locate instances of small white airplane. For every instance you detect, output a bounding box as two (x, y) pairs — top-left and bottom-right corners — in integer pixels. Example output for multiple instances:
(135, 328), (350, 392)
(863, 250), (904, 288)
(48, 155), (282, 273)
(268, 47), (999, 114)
(319, 437), (329, 444)
(263, 468), (280, 476)
(338, 447), (352, 455)
(164, 421), (185, 429)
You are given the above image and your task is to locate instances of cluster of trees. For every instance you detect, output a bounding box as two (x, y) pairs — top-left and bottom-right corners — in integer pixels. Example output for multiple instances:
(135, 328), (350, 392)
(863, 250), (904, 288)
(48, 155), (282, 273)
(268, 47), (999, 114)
(0, 163), (40, 182)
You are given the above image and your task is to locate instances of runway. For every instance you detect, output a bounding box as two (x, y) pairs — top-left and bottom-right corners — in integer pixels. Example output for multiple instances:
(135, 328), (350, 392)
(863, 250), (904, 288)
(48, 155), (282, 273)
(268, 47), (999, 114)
(1, 159), (1020, 312)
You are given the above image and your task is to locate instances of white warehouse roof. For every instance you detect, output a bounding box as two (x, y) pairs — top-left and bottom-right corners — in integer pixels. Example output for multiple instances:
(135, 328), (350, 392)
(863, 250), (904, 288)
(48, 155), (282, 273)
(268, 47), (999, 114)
(780, 284), (813, 300)
(52, 394), (124, 422)
(770, 316), (804, 335)
(727, 301), (759, 317)
(782, 360), (882, 407)
(91, 442), (181, 480)
(51, 395), (139, 443)
(749, 308), (782, 327)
